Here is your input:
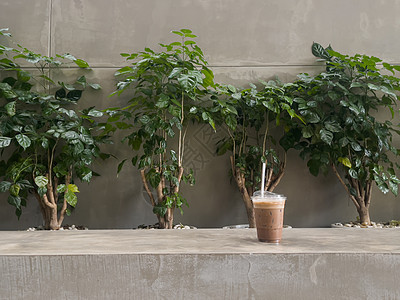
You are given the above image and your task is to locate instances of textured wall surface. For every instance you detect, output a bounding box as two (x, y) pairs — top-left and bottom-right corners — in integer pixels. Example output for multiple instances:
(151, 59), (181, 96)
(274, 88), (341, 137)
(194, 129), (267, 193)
(1, 229), (400, 300)
(1, 0), (400, 229)
(2, 253), (399, 300)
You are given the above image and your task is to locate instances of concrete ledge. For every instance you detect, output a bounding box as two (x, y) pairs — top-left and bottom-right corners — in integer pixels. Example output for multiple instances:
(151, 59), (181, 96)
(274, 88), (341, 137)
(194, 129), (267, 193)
(1, 229), (399, 299)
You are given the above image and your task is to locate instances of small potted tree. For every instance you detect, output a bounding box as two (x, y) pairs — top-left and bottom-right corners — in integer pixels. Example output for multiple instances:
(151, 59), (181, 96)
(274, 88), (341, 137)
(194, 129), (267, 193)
(288, 42), (400, 225)
(215, 81), (302, 227)
(0, 29), (107, 230)
(106, 29), (218, 229)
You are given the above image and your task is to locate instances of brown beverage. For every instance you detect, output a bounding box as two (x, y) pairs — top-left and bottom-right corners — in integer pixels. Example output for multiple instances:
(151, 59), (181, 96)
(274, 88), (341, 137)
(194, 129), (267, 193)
(252, 196), (286, 243)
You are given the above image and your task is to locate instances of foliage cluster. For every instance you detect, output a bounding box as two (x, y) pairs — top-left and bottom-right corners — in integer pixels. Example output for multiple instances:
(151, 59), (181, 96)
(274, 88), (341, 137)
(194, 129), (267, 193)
(0, 28), (107, 229)
(2, 25), (400, 229)
(215, 81), (303, 226)
(105, 29), (222, 228)
(285, 42), (400, 223)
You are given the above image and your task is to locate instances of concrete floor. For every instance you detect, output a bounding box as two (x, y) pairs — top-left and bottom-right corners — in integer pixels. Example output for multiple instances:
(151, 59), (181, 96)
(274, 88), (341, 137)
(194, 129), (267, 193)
(1, 229), (400, 300)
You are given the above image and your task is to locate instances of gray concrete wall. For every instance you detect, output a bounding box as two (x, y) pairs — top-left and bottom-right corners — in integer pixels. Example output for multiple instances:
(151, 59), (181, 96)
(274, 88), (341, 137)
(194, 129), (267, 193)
(1, 0), (400, 229)
(3, 253), (399, 300)
(1, 229), (400, 299)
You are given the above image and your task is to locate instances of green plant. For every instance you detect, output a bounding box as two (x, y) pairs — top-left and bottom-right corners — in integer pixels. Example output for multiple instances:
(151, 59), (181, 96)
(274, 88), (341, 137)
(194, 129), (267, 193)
(288, 42), (400, 224)
(0, 29), (107, 230)
(216, 81), (302, 227)
(106, 29), (217, 229)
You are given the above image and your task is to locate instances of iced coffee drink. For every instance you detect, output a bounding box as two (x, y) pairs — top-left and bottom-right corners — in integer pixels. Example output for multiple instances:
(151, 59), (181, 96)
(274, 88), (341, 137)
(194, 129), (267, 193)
(252, 193), (286, 243)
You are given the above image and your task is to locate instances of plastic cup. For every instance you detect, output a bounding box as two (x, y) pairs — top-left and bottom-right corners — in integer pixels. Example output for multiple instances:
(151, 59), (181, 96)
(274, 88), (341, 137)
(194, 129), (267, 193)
(252, 192), (286, 243)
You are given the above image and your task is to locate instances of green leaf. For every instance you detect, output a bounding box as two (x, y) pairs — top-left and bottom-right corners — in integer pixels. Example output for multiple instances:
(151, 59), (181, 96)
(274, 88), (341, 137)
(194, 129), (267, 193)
(117, 159), (127, 175)
(311, 42), (331, 60)
(17, 70), (31, 82)
(0, 137), (12, 148)
(302, 126), (313, 138)
(38, 186), (47, 197)
(389, 180), (398, 196)
(350, 142), (362, 152)
(231, 92), (241, 100)
(114, 66), (133, 76)
(168, 105), (181, 117)
(325, 121), (341, 132)
(139, 115), (150, 124)
(62, 131), (79, 140)
(156, 94), (170, 108)
(87, 109), (103, 117)
(350, 82), (364, 89)
(63, 54), (77, 61)
(131, 156), (138, 166)
(339, 137), (349, 147)
(170, 97), (182, 108)
(67, 90), (82, 101)
(153, 204), (167, 217)
(9, 184), (20, 196)
(8, 195), (21, 210)
(17, 180), (33, 189)
(148, 171), (161, 189)
(34, 176), (48, 188)
(302, 111), (320, 123)
(307, 159), (321, 177)
(320, 129), (333, 145)
(201, 67), (214, 87)
(15, 134), (31, 150)
(216, 140), (232, 156)
(170, 150), (178, 162)
(171, 30), (184, 37)
(74, 59), (89, 68)
(81, 170), (92, 182)
(55, 88), (66, 99)
(0, 181), (12, 192)
(67, 184), (79, 193)
(88, 83), (101, 90)
(169, 67), (183, 79)
(338, 157), (352, 168)
(76, 75), (86, 87)
(0, 82), (18, 99)
(57, 184), (67, 193)
(59, 108), (78, 119)
(39, 74), (55, 85)
(4, 101), (16, 116)
(348, 169), (358, 179)
(227, 84), (236, 93)
(376, 180), (389, 194)
(225, 114), (237, 130)
(65, 190), (78, 207)
(180, 29), (192, 34)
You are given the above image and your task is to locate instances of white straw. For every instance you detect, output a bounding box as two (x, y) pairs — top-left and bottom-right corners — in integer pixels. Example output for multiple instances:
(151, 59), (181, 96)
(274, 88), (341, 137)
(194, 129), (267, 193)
(261, 162), (266, 197)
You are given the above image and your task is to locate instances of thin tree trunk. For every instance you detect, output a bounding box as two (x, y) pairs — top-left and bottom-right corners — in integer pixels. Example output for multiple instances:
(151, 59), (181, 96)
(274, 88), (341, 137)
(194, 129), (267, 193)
(34, 191), (49, 228)
(265, 157), (286, 192)
(230, 156), (256, 228)
(332, 164), (372, 225)
(49, 206), (59, 230)
(58, 172), (71, 227)
(34, 174), (70, 230)
(357, 206), (371, 225)
(166, 208), (174, 229)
